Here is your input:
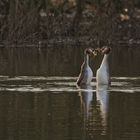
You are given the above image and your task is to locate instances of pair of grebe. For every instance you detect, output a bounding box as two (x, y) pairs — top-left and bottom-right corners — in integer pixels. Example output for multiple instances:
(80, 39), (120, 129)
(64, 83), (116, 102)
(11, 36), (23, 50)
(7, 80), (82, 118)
(76, 47), (111, 86)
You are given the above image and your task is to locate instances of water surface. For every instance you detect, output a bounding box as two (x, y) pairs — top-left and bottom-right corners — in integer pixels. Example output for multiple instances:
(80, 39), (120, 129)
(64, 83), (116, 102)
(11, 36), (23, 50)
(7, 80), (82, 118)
(0, 47), (140, 76)
(0, 46), (140, 140)
(0, 76), (140, 140)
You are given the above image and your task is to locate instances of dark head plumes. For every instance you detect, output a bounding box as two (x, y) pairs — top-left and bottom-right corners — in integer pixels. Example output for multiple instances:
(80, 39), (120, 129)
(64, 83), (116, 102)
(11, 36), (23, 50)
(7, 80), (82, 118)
(84, 48), (93, 55)
(102, 47), (111, 54)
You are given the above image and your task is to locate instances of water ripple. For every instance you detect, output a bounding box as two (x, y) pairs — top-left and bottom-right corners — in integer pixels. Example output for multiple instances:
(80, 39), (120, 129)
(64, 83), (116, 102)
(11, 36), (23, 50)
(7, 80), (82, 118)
(0, 76), (139, 93)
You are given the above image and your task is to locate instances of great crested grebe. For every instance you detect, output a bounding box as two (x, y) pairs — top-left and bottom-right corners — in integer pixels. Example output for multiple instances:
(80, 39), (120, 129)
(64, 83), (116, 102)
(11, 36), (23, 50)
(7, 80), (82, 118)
(76, 48), (97, 86)
(96, 47), (111, 86)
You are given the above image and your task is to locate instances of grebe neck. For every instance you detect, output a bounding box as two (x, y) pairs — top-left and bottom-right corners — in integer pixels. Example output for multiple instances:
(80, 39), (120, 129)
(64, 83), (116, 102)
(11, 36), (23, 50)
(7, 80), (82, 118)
(84, 54), (89, 66)
(100, 54), (109, 68)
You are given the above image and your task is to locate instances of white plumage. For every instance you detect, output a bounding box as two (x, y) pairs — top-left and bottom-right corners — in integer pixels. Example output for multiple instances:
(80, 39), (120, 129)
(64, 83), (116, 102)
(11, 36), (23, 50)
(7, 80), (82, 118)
(96, 55), (110, 85)
(76, 48), (94, 86)
(96, 47), (111, 86)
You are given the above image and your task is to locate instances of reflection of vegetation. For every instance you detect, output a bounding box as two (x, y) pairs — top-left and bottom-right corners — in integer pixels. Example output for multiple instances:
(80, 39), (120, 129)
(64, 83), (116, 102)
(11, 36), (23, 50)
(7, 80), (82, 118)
(0, 0), (140, 45)
(0, 91), (83, 140)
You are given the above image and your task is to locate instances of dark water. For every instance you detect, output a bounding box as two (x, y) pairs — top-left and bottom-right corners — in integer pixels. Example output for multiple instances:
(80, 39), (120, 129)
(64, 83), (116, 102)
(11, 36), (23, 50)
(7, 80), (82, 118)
(0, 76), (140, 140)
(0, 47), (140, 140)
(0, 46), (140, 76)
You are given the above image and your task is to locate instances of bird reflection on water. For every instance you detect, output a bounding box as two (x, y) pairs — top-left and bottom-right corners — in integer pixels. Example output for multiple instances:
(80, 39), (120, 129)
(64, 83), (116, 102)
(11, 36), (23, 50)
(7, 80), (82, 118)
(78, 84), (109, 138)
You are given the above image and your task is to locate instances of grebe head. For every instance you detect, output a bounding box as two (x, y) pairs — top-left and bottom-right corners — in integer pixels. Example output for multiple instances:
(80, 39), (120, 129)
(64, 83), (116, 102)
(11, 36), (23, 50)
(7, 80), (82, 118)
(101, 47), (112, 55)
(84, 48), (101, 57)
(84, 48), (97, 57)
(84, 48), (93, 55)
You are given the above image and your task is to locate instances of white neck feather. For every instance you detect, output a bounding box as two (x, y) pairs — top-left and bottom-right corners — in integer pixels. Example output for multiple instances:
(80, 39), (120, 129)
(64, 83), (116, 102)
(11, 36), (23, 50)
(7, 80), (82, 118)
(100, 54), (109, 68)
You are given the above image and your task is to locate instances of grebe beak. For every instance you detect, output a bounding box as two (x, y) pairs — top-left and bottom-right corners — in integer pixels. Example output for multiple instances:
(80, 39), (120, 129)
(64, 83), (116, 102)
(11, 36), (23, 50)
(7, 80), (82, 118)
(91, 48), (101, 57)
(92, 50), (97, 56)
